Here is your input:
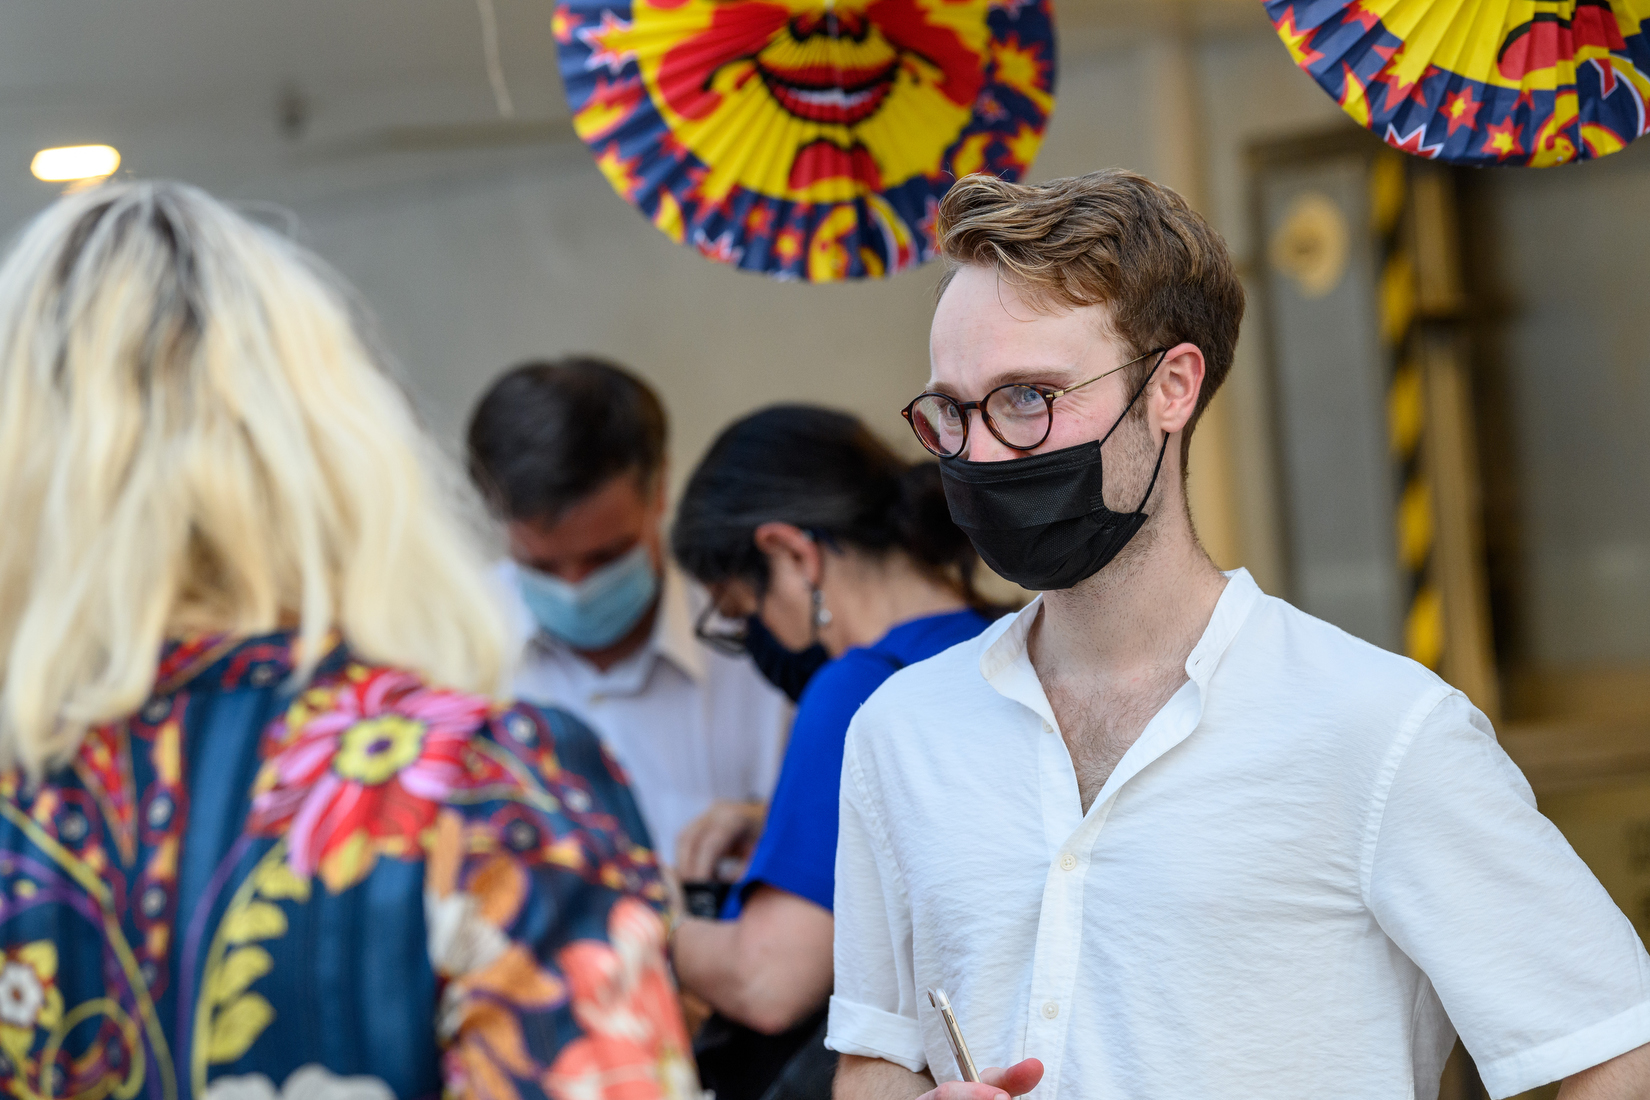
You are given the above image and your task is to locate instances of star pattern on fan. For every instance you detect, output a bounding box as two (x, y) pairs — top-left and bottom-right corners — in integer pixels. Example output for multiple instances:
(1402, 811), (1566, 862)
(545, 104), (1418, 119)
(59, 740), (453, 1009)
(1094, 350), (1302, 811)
(1442, 88), (1482, 135)
(577, 11), (637, 76)
(1267, 0), (1650, 167)
(1482, 115), (1527, 159)
(1385, 122), (1445, 158)
(554, 0), (1056, 280)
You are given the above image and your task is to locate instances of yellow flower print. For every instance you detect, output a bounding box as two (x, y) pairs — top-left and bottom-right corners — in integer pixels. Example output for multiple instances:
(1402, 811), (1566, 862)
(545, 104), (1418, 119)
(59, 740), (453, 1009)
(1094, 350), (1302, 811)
(0, 942), (63, 1065)
(333, 716), (428, 787)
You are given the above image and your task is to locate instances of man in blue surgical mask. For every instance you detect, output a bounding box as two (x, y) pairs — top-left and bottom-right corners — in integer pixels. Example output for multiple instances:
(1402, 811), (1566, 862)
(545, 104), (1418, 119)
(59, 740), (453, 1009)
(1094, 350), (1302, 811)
(467, 357), (790, 862)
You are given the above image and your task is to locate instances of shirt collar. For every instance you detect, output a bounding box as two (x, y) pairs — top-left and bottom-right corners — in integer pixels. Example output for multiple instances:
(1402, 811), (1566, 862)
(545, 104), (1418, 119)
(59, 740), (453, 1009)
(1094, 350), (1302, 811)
(1185, 568), (1261, 688)
(653, 564), (707, 684)
(979, 569), (1264, 817)
(980, 594), (1042, 683)
(978, 594), (1056, 728)
(979, 568), (1263, 720)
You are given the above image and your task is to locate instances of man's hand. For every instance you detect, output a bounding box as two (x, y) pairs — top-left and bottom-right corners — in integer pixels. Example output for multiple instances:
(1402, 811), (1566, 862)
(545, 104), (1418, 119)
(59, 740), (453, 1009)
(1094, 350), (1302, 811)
(835, 1054), (1043, 1100)
(676, 799), (765, 881)
(919, 1060), (1044, 1100)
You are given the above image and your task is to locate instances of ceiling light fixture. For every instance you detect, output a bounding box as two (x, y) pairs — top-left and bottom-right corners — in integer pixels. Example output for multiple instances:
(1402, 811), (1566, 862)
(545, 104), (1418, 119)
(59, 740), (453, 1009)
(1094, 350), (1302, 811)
(30, 145), (121, 182)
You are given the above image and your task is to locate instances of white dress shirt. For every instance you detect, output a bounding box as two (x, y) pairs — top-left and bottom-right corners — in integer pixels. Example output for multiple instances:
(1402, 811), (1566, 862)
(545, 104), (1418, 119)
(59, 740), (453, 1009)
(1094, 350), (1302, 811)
(828, 569), (1650, 1100)
(499, 561), (790, 861)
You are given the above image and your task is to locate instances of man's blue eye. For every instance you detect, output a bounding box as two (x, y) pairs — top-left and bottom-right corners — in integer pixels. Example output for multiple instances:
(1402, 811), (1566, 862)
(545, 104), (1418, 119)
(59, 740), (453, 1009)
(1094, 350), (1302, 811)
(1004, 386), (1044, 412)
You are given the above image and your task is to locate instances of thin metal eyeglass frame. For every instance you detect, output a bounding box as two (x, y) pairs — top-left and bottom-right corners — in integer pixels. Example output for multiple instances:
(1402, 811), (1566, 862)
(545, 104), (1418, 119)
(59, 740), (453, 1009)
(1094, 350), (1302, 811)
(694, 600), (748, 655)
(901, 347), (1168, 458)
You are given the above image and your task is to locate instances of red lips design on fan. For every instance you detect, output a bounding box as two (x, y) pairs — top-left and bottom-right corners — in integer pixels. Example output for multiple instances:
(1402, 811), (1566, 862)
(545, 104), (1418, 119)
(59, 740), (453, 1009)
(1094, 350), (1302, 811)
(757, 61), (900, 125)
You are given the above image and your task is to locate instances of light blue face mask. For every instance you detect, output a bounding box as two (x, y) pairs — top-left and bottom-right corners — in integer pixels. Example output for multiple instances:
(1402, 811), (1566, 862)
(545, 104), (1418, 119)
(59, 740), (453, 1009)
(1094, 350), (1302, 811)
(516, 542), (660, 651)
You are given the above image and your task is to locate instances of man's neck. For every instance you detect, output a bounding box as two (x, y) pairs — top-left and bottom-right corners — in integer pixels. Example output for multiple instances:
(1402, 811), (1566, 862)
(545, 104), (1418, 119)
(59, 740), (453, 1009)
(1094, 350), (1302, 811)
(1028, 511), (1227, 810)
(1032, 512), (1227, 682)
(825, 550), (968, 655)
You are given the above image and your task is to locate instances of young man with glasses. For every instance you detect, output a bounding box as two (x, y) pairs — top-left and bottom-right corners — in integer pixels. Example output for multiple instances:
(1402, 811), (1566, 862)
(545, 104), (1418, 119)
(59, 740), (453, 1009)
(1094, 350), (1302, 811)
(827, 171), (1650, 1100)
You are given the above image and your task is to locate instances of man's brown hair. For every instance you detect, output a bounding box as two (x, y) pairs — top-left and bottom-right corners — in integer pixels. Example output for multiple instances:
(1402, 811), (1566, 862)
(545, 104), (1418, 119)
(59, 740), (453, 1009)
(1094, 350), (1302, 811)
(936, 170), (1245, 453)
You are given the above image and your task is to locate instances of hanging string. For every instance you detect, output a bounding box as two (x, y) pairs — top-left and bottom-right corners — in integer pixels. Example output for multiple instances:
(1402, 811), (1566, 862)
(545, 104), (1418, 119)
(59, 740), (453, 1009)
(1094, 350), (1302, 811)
(475, 0), (517, 118)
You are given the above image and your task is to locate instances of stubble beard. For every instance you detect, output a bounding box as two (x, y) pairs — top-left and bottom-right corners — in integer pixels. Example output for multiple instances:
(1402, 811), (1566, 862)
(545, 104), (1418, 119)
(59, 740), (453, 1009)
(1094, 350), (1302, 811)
(1060, 406), (1168, 603)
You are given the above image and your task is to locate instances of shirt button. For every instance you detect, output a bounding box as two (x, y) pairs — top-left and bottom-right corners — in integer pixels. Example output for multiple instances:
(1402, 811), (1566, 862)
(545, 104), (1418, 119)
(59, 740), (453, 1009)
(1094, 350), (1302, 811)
(1042, 1001), (1059, 1019)
(1042, 721), (1052, 733)
(1059, 853), (1077, 872)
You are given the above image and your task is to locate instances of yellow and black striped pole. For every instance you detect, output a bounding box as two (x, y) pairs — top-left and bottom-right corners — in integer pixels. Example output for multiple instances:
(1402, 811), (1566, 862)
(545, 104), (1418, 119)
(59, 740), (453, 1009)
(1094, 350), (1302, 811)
(1371, 151), (1443, 671)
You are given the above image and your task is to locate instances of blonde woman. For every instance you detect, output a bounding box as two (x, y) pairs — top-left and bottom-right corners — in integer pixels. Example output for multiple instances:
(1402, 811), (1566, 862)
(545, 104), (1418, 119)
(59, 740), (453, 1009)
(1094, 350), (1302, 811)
(0, 182), (699, 1100)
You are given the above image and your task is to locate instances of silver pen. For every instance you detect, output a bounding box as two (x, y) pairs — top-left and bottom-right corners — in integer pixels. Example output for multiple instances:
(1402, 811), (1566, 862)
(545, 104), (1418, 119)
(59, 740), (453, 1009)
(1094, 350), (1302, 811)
(928, 987), (979, 1083)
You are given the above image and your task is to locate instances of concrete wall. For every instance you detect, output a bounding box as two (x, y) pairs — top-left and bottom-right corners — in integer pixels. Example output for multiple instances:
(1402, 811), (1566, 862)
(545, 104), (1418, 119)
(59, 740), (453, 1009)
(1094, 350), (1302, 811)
(1, 6), (1346, 593)
(288, 24), (1342, 594)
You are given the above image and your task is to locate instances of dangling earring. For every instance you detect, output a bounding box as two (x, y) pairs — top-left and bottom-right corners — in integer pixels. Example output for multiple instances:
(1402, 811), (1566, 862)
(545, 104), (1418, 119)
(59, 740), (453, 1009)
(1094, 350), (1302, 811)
(807, 535), (831, 643)
(810, 586), (833, 634)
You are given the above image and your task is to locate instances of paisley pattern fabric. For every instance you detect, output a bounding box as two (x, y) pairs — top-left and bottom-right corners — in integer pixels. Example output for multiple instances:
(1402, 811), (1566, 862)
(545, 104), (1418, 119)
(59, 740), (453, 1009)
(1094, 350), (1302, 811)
(0, 633), (700, 1100)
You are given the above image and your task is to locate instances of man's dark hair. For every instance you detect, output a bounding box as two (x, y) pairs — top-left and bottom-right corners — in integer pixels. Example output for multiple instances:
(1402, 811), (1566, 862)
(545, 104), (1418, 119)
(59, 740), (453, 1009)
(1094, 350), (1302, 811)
(672, 404), (1003, 614)
(466, 356), (667, 523)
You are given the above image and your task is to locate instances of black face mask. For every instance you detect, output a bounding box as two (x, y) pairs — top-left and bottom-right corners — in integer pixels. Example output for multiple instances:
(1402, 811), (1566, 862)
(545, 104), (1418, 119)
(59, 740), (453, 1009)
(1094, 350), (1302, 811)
(742, 614), (829, 703)
(938, 355), (1170, 592)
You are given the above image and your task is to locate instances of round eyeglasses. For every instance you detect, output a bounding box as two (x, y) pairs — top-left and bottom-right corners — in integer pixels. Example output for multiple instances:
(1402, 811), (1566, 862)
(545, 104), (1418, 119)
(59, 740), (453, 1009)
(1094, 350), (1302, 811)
(901, 348), (1167, 459)
(694, 600), (749, 656)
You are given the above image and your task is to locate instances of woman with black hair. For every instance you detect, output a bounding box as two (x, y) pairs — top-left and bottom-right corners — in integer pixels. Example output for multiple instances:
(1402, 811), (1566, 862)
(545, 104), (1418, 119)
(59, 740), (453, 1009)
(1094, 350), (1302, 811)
(668, 405), (1002, 1100)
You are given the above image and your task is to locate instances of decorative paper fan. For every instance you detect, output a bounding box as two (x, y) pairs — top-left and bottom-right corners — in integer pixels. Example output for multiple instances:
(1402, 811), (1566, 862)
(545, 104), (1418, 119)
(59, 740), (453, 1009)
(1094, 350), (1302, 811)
(554, 0), (1056, 280)
(1267, 0), (1650, 166)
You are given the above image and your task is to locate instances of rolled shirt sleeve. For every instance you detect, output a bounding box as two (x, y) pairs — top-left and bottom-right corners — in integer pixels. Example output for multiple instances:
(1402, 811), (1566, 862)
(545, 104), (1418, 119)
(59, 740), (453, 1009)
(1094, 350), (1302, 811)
(1365, 691), (1650, 1098)
(827, 721), (929, 1073)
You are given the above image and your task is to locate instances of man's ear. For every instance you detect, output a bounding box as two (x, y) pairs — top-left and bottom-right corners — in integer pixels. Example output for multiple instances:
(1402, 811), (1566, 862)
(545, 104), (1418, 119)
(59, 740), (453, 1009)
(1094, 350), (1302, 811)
(752, 522), (822, 586)
(1152, 343), (1206, 436)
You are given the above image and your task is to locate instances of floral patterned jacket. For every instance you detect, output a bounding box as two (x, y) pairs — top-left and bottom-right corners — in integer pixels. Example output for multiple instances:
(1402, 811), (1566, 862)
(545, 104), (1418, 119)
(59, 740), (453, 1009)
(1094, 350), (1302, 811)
(0, 634), (700, 1100)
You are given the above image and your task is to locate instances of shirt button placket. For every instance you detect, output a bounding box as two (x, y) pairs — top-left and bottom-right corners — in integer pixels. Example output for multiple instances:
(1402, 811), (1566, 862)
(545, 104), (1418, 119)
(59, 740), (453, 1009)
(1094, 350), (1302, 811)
(1039, 802), (1108, 1097)
(1030, 711), (1099, 1100)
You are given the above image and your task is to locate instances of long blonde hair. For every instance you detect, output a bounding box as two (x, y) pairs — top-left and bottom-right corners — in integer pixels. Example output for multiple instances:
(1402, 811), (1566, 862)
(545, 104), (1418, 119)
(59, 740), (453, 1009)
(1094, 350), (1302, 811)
(0, 181), (508, 773)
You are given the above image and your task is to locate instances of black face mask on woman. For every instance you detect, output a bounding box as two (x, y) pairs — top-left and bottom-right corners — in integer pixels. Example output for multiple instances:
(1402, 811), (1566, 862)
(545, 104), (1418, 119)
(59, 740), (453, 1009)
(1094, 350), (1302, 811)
(742, 614), (829, 703)
(938, 352), (1170, 592)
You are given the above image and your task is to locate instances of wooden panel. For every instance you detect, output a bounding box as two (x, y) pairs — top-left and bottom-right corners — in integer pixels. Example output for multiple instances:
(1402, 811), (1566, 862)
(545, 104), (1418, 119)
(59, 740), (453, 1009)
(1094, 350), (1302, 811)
(1537, 775), (1650, 944)
(1420, 331), (1500, 719)
(1504, 665), (1650, 725)
(1500, 717), (1650, 796)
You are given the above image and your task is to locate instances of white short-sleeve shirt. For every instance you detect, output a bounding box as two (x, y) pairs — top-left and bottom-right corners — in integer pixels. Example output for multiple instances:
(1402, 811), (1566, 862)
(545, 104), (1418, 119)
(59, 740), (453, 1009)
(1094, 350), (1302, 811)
(827, 569), (1650, 1099)
(499, 562), (790, 860)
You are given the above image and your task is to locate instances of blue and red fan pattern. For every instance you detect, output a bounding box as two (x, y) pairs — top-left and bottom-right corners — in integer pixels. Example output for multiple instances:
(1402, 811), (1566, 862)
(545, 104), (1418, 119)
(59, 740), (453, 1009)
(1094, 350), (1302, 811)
(1268, 0), (1650, 166)
(554, 0), (1057, 280)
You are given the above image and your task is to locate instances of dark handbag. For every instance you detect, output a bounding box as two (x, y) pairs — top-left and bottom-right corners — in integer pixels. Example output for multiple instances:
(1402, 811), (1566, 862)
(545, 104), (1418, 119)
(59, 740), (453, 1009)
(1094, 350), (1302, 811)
(692, 1007), (835, 1100)
(757, 1013), (836, 1100)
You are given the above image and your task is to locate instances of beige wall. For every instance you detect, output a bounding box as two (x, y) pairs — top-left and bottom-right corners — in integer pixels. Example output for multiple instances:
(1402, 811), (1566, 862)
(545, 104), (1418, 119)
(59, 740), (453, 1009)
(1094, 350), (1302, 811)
(286, 21), (1343, 594)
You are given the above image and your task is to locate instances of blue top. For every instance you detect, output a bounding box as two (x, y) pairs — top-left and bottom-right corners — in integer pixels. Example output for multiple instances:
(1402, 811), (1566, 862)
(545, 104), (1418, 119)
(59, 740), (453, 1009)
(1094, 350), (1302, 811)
(724, 608), (992, 919)
(0, 633), (695, 1100)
